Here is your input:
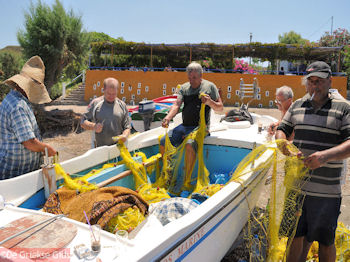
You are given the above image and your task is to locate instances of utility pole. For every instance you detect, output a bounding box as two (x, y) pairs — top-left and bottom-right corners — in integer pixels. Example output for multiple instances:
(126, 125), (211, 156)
(249, 32), (252, 64)
(331, 16), (333, 35)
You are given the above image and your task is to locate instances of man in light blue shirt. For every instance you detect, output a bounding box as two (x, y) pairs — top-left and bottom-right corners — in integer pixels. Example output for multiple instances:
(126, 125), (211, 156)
(0, 56), (56, 180)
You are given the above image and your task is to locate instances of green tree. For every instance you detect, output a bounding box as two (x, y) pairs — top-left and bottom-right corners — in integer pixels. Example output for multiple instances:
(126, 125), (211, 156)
(278, 31), (308, 45)
(86, 32), (125, 43)
(17, 0), (89, 94)
(0, 51), (24, 100)
(341, 45), (350, 90)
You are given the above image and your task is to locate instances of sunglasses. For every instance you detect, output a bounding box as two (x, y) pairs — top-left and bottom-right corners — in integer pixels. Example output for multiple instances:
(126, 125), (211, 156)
(275, 97), (291, 104)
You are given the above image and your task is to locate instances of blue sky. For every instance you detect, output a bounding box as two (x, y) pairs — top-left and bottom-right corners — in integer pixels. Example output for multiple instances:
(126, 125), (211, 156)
(0, 0), (349, 49)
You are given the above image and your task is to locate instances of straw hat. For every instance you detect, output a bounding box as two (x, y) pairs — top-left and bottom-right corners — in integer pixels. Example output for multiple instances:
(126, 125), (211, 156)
(4, 56), (51, 104)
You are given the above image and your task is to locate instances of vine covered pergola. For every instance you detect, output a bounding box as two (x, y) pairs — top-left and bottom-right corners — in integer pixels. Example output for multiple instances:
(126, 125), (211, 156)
(90, 41), (343, 71)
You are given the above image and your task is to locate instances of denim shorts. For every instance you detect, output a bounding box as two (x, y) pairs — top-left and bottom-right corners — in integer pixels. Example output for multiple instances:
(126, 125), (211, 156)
(295, 195), (341, 246)
(160, 124), (198, 151)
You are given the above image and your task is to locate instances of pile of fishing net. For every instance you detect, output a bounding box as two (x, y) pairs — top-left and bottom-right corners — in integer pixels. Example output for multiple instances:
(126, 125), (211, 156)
(240, 140), (350, 261)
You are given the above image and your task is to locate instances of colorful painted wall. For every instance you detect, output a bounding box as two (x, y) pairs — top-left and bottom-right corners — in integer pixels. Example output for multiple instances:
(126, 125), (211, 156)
(85, 70), (347, 107)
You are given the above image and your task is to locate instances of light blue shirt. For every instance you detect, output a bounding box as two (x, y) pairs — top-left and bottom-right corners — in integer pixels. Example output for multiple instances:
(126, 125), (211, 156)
(0, 90), (42, 179)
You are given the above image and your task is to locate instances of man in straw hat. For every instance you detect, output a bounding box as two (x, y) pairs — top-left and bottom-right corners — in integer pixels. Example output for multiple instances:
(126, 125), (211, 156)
(0, 56), (56, 180)
(276, 61), (350, 261)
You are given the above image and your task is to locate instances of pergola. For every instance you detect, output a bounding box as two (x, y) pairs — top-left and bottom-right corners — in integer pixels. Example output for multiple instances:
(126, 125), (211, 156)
(91, 42), (343, 71)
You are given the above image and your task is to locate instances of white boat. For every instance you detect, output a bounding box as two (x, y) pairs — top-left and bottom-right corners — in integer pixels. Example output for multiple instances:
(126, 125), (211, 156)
(0, 111), (276, 261)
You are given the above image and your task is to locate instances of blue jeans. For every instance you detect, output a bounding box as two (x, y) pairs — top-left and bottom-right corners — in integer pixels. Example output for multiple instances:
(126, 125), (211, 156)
(160, 124), (198, 151)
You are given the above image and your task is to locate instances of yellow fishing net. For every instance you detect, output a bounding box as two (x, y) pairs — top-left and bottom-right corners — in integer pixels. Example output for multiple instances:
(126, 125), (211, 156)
(54, 163), (98, 193)
(270, 222), (350, 262)
(99, 99), (213, 234)
(106, 206), (145, 233)
(262, 140), (309, 262)
(117, 140), (149, 189)
(51, 98), (350, 260)
(237, 140), (350, 261)
(154, 97), (210, 196)
(53, 159), (132, 193)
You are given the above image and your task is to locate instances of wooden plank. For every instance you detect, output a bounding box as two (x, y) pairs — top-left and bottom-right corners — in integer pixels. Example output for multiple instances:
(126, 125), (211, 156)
(96, 156), (160, 188)
(0, 214), (77, 259)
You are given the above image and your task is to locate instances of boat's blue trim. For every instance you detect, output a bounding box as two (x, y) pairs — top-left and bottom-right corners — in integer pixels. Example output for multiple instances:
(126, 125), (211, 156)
(155, 168), (268, 262)
(19, 188), (46, 210)
(19, 157), (143, 209)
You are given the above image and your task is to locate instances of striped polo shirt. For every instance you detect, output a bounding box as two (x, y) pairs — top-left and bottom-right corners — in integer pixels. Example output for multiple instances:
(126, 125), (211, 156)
(278, 93), (350, 198)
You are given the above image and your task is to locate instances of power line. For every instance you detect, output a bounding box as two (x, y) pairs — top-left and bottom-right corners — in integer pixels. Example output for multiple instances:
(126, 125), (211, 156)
(307, 16), (333, 39)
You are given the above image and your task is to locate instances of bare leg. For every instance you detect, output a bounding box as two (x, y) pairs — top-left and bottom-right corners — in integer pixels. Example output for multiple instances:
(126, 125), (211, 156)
(299, 238), (312, 262)
(318, 243), (336, 262)
(183, 144), (196, 189)
(287, 237), (308, 262)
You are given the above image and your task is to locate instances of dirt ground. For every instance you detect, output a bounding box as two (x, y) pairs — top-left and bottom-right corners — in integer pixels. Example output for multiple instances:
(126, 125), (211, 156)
(43, 105), (350, 227)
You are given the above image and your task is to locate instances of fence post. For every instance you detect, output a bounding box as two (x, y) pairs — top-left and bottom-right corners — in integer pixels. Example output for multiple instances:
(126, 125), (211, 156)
(82, 70), (86, 84)
(62, 82), (66, 98)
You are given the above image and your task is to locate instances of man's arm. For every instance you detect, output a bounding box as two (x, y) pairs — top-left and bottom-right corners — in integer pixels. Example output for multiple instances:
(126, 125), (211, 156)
(275, 130), (301, 157)
(162, 98), (182, 127)
(268, 121), (280, 136)
(80, 99), (104, 132)
(201, 94), (224, 112)
(118, 128), (131, 143)
(22, 138), (56, 157)
(81, 119), (103, 133)
(275, 130), (287, 140)
(81, 119), (95, 130)
(304, 139), (350, 170)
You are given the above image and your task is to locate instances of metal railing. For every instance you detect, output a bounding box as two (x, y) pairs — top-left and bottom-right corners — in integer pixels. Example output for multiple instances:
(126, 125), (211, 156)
(62, 71), (85, 98)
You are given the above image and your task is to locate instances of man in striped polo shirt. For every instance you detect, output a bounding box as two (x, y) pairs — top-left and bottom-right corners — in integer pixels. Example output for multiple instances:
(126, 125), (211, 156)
(276, 61), (350, 262)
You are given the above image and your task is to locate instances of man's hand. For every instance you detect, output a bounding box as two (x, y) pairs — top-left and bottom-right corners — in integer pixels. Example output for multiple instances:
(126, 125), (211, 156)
(22, 138), (56, 156)
(94, 122), (103, 133)
(162, 118), (170, 128)
(46, 144), (57, 157)
(276, 139), (302, 158)
(118, 134), (127, 143)
(303, 151), (326, 170)
(268, 122), (278, 136)
(200, 94), (212, 106)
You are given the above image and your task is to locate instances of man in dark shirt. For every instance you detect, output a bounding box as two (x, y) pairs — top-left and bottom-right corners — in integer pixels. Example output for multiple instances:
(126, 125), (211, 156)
(160, 62), (223, 185)
(276, 61), (350, 261)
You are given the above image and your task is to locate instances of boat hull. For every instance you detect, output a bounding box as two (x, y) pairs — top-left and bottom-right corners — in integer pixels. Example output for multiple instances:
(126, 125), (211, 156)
(0, 112), (276, 261)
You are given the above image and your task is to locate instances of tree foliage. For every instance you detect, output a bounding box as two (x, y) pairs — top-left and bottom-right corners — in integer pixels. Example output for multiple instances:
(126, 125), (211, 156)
(17, 0), (89, 93)
(86, 31), (124, 43)
(344, 46), (350, 89)
(89, 41), (340, 71)
(278, 31), (308, 45)
(319, 28), (350, 47)
(0, 51), (24, 100)
(318, 28), (350, 73)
